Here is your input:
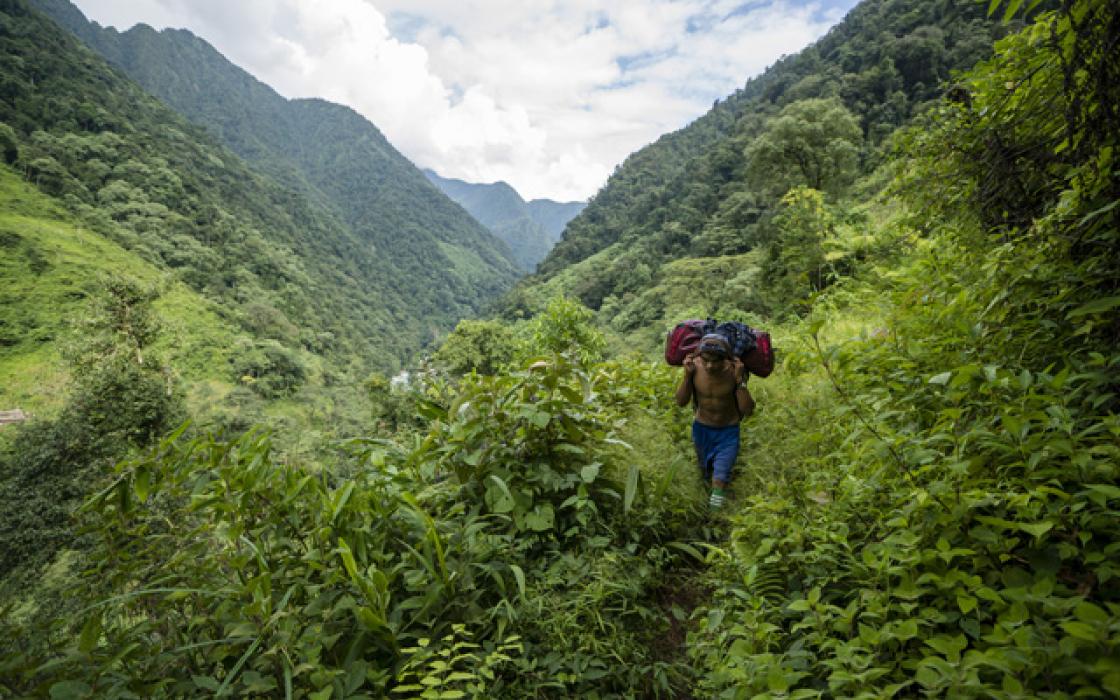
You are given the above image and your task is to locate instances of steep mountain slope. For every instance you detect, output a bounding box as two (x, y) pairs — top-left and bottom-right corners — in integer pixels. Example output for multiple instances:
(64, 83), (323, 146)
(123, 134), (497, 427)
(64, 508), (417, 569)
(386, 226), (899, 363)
(424, 169), (584, 271)
(29, 0), (520, 339)
(5, 0), (517, 376)
(525, 198), (586, 241)
(0, 165), (238, 417)
(519, 0), (1021, 314)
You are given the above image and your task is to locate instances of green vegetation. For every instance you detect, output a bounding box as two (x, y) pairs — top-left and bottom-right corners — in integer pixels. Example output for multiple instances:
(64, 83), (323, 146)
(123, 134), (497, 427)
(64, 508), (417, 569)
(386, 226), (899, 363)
(0, 275), (183, 585)
(0, 166), (240, 414)
(9, 0), (518, 381)
(2, 310), (710, 698)
(30, 0), (520, 333)
(521, 0), (1028, 317)
(3, 0), (1119, 697)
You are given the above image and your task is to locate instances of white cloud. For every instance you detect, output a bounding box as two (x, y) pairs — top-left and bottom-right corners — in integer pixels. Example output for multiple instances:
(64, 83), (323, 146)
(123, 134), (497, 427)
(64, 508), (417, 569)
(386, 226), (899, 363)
(72, 0), (855, 201)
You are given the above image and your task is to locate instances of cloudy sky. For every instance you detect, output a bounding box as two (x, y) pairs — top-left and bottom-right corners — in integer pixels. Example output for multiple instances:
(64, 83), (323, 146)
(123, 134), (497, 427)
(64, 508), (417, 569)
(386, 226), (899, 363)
(72, 0), (858, 202)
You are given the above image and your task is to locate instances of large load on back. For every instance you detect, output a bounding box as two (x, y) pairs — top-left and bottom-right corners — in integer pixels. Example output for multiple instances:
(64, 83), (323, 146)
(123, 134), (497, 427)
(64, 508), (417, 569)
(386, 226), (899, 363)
(665, 318), (774, 377)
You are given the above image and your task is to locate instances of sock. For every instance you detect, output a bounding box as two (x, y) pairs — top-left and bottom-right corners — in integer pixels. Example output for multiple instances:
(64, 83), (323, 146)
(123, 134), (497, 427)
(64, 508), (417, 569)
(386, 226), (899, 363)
(709, 487), (726, 509)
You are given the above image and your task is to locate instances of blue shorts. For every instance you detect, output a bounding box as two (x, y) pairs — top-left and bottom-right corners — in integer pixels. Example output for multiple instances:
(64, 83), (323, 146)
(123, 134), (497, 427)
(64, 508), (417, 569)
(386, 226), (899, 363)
(692, 421), (740, 484)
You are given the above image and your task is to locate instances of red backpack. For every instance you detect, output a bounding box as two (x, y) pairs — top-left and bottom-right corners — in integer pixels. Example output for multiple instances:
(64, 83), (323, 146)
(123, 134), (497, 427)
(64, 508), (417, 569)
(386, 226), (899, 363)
(665, 319), (775, 378)
(741, 329), (774, 378)
(664, 319), (714, 365)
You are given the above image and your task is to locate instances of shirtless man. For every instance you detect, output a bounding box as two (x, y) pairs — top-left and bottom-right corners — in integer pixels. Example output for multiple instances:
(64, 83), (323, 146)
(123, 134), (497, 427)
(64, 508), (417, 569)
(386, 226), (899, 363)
(674, 334), (755, 509)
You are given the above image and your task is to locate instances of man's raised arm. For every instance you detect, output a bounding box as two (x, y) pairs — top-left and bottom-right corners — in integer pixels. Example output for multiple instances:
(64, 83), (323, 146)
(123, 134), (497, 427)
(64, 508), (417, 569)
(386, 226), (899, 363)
(675, 352), (697, 407)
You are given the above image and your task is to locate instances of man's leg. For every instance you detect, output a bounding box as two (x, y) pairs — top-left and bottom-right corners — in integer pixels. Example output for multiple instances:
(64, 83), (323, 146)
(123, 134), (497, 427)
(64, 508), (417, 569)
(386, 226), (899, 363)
(692, 421), (712, 484)
(708, 429), (740, 509)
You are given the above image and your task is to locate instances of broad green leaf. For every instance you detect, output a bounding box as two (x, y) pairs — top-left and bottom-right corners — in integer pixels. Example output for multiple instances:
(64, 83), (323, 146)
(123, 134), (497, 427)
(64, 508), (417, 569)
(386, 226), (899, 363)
(78, 613), (102, 654)
(929, 371), (952, 385)
(509, 563), (526, 599)
(523, 408), (551, 428)
(1061, 621), (1098, 641)
(668, 541), (705, 562)
(925, 634), (968, 661)
(524, 504), (555, 532)
(623, 464), (639, 514)
(338, 539), (358, 580)
(1085, 483), (1120, 501)
(331, 482), (355, 523)
(580, 464), (600, 482)
(134, 467), (151, 503)
(356, 607), (385, 631)
(767, 666), (789, 692)
(1102, 672), (1120, 697)
(49, 681), (92, 700)
(1019, 521), (1053, 538)
(1068, 296), (1120, 318)
(486, 476), (516, 514)
(1074, 602), (1108, 623)
(895, 619), (919, 640)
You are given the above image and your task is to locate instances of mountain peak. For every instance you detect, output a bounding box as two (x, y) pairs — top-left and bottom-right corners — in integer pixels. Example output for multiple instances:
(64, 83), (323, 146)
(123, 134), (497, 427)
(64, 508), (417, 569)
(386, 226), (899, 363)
(424, 169), (585, 271)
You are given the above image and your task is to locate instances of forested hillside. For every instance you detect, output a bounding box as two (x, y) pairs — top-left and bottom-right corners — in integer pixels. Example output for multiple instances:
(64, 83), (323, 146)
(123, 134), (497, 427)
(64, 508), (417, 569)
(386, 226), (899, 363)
(2, 0), (1118, 698)
(516, 0), (1025, 321)
(28, 0), (520, 351)
(424, 169), (585, 271)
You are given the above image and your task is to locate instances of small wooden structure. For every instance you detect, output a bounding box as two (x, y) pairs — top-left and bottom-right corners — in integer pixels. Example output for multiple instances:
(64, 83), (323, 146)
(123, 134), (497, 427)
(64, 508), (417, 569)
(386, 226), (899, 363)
(0, 409), (28, 426)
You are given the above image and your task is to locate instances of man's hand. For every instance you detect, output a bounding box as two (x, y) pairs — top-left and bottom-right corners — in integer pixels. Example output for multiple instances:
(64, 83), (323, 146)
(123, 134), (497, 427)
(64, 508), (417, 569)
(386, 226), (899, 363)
(683, 351), (698, 375)
(732, 357), (746, 384)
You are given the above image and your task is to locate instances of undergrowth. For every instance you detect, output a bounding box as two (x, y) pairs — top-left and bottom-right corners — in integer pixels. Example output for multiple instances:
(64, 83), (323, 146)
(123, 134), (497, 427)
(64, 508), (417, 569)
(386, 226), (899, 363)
(686, 4), (1120, 697)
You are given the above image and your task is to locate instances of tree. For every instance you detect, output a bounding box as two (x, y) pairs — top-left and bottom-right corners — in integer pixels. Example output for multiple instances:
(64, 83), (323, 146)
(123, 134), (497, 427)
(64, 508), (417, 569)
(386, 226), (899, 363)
(0, 122), (18, 164)
(432, 319), (516, 376)
(760, 187), (835, 315)
(0, 277), (183, 578)
(745, 97), (863, 199)
(518, 297), (606, 364)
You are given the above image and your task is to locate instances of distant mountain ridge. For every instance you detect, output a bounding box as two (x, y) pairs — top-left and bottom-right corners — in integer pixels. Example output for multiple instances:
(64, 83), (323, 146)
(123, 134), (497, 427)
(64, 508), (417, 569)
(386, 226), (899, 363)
(525, 198), (587, 241)
(30, 0), (520, 329)
(424, 169), (584, 272)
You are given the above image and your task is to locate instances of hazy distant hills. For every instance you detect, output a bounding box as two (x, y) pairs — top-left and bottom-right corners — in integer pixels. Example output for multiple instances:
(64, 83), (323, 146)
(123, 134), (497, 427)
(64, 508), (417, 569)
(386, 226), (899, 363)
(30, 0), (520, 323)
(424, 169), (584, 271)
(525, 198), (587, 241)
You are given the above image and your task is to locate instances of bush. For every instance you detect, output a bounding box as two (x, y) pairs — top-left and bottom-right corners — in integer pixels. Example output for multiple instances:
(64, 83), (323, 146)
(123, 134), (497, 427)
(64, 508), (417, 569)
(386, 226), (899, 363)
(0, 277), (183, 581)
(229, 339), (307, 398)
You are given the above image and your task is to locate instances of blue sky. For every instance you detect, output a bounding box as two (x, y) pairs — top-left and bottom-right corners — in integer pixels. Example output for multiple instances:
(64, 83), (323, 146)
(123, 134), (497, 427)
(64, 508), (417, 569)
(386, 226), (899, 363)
(73, 0), (860, 200)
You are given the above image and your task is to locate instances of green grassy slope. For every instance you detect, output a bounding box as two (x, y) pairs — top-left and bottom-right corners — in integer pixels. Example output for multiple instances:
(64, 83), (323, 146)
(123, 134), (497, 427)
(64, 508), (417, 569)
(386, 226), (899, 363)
(0, 165), (239, 418)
